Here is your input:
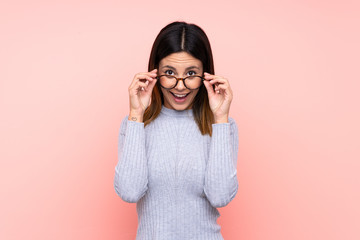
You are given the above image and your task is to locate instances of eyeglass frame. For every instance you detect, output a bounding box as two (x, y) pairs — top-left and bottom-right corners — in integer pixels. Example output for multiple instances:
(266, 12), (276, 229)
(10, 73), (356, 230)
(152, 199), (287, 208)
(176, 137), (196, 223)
(155, 74), (206, 90)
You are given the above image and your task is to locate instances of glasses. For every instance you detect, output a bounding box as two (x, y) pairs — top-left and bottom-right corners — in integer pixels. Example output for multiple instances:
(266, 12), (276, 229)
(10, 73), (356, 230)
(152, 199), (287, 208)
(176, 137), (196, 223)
(156, 74), (205, 90)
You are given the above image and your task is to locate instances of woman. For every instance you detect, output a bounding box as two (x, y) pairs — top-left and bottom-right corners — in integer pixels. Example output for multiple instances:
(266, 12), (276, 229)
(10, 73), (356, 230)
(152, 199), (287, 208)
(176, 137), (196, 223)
(114, 21), (239, 240)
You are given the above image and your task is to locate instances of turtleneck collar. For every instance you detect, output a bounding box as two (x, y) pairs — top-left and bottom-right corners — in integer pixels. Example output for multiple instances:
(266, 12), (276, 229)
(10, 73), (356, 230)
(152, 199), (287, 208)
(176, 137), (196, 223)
(160, 104), (194, 117)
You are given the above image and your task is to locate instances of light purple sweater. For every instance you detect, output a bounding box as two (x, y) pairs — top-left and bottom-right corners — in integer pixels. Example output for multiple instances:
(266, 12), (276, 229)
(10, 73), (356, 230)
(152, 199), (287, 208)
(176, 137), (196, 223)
(114, 105), (239, 240)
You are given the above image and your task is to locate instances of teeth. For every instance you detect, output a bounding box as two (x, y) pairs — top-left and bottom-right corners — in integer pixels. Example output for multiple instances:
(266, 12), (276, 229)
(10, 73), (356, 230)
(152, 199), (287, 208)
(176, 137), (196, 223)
(173, 93), (187, 97)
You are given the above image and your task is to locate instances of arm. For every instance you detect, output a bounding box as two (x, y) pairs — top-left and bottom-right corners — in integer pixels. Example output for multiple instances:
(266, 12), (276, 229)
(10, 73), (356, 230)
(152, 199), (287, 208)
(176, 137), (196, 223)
(204, 117), (239, 208)
(113, 115), (148, 203)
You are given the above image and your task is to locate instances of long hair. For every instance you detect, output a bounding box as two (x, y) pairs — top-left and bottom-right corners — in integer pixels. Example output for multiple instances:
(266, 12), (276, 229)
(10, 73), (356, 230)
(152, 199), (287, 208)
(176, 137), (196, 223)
(144, 21), (215, 136)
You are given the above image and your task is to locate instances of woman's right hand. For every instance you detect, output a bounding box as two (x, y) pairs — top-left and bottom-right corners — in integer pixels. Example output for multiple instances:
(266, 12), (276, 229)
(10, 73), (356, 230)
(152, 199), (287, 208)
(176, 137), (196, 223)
(128, 69), (158, 122)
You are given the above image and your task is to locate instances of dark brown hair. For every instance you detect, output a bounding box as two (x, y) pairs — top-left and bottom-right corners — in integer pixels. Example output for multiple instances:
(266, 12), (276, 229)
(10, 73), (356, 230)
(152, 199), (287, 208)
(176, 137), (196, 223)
(144, 21), (215, 136)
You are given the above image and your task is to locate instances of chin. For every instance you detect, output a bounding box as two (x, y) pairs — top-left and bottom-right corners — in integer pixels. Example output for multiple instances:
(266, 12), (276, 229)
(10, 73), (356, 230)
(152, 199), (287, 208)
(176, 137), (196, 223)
(171, 104), (191, 111)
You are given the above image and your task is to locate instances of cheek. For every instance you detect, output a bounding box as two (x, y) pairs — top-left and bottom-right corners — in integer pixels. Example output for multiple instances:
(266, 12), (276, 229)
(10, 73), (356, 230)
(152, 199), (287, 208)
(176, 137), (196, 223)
(165, 91), (172, 99)
(160, 89), (172, 102)
(190, 90), (200, 99)
(160, 88), (168, 96)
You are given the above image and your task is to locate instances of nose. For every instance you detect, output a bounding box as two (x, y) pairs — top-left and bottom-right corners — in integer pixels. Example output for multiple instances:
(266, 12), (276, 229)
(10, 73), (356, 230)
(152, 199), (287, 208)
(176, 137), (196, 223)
(175, 78), (186, 91)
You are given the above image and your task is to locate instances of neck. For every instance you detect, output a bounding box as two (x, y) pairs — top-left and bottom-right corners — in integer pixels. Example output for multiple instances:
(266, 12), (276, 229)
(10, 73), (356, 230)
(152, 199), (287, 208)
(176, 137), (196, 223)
(161, 104), (194, 117)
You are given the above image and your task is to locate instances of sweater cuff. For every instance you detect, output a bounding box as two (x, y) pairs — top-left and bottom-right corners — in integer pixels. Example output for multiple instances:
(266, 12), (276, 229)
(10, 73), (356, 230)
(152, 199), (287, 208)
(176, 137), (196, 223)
(210, 122), (232, 168)
(211, 122), (231, 136)
(126, 119), (145, 127)
(125, 119), (145, 145)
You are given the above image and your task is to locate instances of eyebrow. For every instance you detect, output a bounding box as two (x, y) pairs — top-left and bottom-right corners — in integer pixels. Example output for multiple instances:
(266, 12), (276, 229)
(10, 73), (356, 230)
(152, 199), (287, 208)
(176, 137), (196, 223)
(161, 65), (200, 72)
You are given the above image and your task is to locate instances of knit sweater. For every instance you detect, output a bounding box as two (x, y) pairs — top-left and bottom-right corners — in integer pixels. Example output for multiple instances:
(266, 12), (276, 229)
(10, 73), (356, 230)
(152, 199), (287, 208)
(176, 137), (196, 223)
(114, 105), (239, 240)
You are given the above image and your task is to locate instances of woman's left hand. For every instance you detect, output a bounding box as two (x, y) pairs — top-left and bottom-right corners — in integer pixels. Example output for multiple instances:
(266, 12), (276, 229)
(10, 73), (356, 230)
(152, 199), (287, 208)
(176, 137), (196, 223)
(203, 72), (233, 123)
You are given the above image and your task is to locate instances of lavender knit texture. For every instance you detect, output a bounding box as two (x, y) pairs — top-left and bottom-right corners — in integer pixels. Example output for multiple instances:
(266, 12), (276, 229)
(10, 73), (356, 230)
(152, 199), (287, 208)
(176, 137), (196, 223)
(114, 105), (239, 240)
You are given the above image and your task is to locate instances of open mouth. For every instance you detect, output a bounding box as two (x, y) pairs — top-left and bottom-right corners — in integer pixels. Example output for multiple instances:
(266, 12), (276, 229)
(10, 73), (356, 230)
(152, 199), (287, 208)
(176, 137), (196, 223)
(170, 91), (191, 102)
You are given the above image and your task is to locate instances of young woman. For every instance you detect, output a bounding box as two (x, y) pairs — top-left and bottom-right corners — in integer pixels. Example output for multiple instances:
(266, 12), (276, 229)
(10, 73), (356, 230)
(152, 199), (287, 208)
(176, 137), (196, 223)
(114, 21), (239, 240)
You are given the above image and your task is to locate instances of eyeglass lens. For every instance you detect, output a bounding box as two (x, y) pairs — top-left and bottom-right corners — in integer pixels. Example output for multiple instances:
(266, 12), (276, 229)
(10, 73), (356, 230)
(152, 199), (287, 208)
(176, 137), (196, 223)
(159, 75), (203, 90)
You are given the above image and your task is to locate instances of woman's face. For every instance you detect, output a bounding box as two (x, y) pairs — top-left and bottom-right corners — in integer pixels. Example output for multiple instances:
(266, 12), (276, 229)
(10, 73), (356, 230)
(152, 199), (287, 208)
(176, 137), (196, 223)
(158, 51), (203, 111)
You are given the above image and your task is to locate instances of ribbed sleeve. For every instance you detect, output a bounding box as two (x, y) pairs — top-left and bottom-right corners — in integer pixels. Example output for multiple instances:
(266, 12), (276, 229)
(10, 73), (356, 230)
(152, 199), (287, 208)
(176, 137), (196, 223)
(204, 117), (239, 208)
(114, 115), (148, 203)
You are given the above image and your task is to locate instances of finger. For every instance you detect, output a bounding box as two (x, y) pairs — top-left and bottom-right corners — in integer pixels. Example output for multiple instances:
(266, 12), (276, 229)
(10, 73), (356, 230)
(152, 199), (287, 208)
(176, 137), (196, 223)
(129, 81), (148, 94)
(134, 71), (157, 82)
(209, 78), (228, 85)
(204, 72), (224, 80)
(203, 80), (215, 96)
(203, 72), (214, 80)
(146, 77), (158, 93)
(130, 74), (155, 89)
(136, 74), (156, 82)
(216, 84), (233, 97)
(129, 76), (152, 91)
(138, 77), (153, 85)
(137, 82), (149, 92)
(214, 84), (224, 94)
(136, 71), (157, 79)
(209, 81), (228, 93)
(216, 84), (229, 91)
(147, 69), (157, 78)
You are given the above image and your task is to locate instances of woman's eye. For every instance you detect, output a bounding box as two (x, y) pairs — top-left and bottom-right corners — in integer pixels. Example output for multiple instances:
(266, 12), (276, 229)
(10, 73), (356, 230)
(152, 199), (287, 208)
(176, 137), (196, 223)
(164, 70), (174, 75)
(187, 71), (196, 76)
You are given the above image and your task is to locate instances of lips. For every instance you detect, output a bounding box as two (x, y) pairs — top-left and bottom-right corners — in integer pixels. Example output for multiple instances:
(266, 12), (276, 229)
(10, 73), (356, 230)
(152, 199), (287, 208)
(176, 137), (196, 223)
(169, 91), (191, 103)
(170, 92), (190, 98)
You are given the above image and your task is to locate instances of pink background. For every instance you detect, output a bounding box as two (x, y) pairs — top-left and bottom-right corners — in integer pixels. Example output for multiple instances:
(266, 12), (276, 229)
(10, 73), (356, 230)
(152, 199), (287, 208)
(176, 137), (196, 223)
(1, 1), (359, 239)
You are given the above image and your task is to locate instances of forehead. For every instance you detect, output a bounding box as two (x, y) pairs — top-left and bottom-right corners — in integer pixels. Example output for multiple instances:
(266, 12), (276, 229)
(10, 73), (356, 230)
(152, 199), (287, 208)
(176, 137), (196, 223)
(159, 52), (202, 69)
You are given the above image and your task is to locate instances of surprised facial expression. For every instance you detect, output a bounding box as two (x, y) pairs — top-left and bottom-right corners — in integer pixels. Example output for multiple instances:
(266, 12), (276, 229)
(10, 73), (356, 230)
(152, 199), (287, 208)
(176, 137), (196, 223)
(158, 51), (203, 111)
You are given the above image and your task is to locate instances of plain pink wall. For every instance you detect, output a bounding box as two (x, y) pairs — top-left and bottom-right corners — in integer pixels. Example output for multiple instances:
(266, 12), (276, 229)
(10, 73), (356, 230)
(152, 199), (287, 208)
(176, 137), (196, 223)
(1, 0), (359, 239)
